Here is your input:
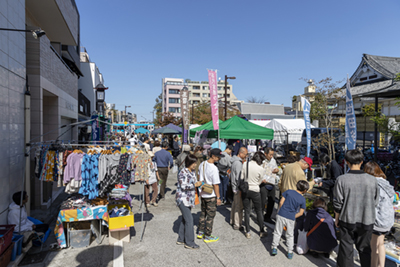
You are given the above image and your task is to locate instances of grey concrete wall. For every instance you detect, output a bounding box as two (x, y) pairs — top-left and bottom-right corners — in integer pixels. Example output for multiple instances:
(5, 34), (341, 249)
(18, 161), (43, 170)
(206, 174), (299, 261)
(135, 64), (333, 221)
(0, 0), (26, 224)
(55, 0), (79, 45)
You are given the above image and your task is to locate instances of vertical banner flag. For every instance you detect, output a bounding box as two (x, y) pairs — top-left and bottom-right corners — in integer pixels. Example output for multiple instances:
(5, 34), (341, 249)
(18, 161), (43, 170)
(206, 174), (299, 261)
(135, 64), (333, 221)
(345, 76), (357, 150)
(301, 97), (311, 157)
(180, 88), (189, 143)
(91, 115), (99, 142)
(208, 69), (219, 130)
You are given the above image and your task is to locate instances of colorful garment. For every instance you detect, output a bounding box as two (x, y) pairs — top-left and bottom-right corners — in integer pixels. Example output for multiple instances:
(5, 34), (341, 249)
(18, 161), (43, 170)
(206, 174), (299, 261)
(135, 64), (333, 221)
(40, 150), (56, 182)
(132, 153), (151, 181)
(176, 168), (197, 208)
(117, 153), (130, 185)
(79, 154), (100, 199)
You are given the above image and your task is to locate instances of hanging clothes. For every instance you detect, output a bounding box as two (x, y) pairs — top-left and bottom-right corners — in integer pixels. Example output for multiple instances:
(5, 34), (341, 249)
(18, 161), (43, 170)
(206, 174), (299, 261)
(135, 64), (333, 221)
(40, 150), (56, 182)
(64, 153), (84, 194)
(79, 154), (100, 200)
(117, 153), (130, 185)
(132, 153), (151, 182)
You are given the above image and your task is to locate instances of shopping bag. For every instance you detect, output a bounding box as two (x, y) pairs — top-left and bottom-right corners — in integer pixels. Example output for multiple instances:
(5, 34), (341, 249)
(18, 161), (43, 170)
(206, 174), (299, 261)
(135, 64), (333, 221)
(296, 229), (309, 255)
(195, 191), (200, 205)
(172, 165), (178, 174)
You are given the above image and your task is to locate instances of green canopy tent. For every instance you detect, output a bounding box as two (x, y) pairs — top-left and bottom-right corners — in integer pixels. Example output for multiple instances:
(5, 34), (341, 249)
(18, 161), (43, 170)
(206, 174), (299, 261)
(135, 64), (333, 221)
(189, 116), (274, 140)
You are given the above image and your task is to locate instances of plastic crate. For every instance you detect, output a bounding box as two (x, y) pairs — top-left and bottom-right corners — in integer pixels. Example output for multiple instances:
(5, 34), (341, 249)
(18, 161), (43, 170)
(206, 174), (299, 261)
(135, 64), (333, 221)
(68, 222), (92, 248)
(10, 235), (23, 261)
(0, 242), (14, 267)
(0, 225), (15, 256)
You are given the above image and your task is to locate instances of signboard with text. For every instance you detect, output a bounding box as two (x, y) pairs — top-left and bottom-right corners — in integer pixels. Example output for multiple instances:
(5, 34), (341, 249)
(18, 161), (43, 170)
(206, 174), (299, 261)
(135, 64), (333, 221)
(208, 69), (219, 130)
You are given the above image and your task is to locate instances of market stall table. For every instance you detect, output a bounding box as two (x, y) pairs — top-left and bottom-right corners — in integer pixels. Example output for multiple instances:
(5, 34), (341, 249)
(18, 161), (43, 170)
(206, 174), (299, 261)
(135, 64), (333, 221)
(54, 205), (109, 248)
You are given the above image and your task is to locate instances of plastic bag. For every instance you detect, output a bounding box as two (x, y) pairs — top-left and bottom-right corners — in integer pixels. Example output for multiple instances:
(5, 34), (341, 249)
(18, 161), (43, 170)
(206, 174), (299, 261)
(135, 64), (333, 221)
(172, 165), (178, 174)
(296, 229), (309, 255)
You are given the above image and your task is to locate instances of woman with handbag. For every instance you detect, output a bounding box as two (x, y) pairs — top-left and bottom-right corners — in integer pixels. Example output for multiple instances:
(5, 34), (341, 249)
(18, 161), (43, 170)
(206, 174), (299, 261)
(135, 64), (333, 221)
(175, 154), (203, 249)
(303, 198), (337, 258)
(240, 152), (268, 239)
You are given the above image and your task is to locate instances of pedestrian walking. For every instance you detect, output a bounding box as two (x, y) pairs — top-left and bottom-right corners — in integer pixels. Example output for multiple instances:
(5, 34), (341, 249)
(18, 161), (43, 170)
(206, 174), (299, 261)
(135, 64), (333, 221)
(333, 150), (379, 267)
(145, 152), (159, 207)
(271, 180), (309, 259)
(197, 148), (223, 243)
(217, 145), (232, 204)
(241, 152), (268, 239)
(153, 141), (174, 201)
(363, 161), (394, 267)
(176, 154), (203, 249)
(317, 153), (343, 201)
(230, 147), (247, 230)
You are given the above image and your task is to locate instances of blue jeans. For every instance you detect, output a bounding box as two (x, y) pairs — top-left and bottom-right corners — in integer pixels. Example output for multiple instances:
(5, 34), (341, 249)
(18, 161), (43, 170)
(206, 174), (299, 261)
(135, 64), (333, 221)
(219, 175), (229, 202)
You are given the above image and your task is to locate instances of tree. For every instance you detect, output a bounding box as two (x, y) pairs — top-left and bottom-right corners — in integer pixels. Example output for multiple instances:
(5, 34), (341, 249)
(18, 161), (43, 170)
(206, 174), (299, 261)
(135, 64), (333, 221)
(153, 93), (163, 126)
(305, 77), (345, 160)
(246, 96), (266, 103)
(368, 98), (400, 144)
(190, 102), (240, 125)
(156, 112), (182, 127)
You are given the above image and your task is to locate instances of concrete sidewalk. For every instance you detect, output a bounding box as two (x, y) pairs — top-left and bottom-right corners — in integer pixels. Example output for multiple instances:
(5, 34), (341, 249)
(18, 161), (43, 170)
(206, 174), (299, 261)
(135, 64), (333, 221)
(40, 170), (396, 267)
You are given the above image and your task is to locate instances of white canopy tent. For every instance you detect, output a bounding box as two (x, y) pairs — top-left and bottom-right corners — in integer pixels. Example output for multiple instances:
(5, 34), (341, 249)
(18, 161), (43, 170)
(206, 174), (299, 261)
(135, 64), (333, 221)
(249, 120), (270, 128)
(264, 119), (315, 144)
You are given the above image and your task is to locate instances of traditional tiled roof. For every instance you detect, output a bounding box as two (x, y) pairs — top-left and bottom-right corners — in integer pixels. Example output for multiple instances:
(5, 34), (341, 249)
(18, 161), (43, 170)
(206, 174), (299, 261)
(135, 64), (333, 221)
(362, 54), (400, 79)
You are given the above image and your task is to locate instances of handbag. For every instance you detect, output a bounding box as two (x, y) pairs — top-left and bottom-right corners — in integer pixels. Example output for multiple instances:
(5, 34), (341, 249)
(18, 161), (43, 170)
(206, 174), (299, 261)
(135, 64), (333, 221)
(307, 218), (325, 237)
(201, 162), (214, 194)
(238, 159), (249, 194)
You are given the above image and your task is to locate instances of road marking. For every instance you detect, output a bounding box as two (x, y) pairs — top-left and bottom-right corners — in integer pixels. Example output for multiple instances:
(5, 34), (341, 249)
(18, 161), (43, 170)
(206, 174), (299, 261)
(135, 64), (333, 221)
(113, 240), (124, 267)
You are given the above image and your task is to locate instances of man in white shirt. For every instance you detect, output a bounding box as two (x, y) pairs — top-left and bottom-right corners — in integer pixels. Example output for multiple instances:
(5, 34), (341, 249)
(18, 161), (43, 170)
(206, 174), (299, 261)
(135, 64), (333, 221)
(197, 148), (223, 243)
(261, 147), (282, 225)
(128, 133), (138, 146)
(143, 137), (151, 152)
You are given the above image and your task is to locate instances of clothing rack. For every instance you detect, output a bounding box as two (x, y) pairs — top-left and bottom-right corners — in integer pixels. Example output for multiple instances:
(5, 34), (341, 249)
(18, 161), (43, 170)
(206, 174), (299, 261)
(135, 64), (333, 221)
(31, 140), (148, 242)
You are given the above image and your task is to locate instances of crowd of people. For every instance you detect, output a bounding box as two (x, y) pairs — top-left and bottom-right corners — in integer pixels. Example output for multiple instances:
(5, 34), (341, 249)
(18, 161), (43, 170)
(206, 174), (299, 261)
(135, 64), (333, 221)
(169, 141), (395, 267)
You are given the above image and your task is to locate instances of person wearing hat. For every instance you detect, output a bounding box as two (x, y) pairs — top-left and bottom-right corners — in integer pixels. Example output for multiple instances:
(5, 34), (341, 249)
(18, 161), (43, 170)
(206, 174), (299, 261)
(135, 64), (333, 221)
(197, 148), (223, 243)
(278, 156), (315, 243)
(278, 156), (315, 194)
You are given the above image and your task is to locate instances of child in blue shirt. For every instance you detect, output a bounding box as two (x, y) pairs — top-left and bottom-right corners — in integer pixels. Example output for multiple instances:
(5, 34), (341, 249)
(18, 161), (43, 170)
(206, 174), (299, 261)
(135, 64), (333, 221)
(271, 180), (309, 259)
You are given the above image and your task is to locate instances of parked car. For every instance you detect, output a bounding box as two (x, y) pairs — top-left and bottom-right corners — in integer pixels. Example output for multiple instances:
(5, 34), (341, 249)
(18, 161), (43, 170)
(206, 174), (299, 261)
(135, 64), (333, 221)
(301, 128), (345, 147)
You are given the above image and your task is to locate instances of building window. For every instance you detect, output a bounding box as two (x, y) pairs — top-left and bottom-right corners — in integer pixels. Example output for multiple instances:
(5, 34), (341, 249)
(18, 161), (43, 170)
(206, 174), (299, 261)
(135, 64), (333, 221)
(193, 93), (200, 97)
(360, 77), (367, 82)
(369, 75), (378, 79)
(169, 107), (181, 113)
(202, 86), (208, 90)
(169, 89), (180, 94)
(218, 86), (222, 91)
(193, 86), (200, 90)
(202, 93), (208, 98)
(169, 98), (180, 104)
(218, 94), (222, 97)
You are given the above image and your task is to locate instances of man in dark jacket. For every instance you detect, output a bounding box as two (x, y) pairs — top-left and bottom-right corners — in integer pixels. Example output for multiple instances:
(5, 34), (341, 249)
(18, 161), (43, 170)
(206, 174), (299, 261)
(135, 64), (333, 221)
(333, 149), (379, 267)
(318, 153), (343, 201)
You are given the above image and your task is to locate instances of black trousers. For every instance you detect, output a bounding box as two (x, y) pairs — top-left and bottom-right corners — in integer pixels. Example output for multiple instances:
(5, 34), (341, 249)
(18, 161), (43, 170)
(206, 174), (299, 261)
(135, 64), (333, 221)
(337, 224), (372, 267)
(242, 190), (265, 233)
(260, 185), (275, 221)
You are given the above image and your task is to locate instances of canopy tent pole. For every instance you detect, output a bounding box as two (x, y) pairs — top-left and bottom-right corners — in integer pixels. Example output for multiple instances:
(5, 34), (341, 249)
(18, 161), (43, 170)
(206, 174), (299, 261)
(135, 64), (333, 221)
(374, 95), (378, 161)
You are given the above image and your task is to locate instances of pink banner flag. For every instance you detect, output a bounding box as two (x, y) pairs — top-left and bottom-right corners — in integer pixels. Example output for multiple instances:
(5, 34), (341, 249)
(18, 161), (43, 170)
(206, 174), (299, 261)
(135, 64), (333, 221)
(208, 69), (219, 130)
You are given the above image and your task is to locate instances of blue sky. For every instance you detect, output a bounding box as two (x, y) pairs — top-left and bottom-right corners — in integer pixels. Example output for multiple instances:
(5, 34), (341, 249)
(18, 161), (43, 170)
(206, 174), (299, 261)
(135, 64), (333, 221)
(76, 0), (400, 121)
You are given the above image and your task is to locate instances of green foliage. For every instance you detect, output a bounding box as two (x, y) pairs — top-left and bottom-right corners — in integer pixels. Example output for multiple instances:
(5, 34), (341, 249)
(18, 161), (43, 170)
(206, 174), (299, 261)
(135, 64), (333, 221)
(153, 93), (163, 126)
(362, 103), (382, 117)
(395, 73), (400, 82)
(305, 198), (335, 218)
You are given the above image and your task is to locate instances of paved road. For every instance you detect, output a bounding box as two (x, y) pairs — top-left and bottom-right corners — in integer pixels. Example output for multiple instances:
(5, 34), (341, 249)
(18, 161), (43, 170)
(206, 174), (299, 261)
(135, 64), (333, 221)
(42, 170), (396, 267)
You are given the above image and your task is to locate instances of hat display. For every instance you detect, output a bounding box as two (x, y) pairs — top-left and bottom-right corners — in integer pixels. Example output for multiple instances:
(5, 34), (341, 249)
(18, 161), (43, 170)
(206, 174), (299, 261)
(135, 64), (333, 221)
(303, 157), (313, 170)
(210, 148), (225, 158)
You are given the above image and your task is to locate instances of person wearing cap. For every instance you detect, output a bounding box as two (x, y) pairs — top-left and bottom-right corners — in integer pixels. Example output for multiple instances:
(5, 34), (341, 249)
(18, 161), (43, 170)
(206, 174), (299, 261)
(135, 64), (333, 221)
(278, 157), (315, 194)
(197, 148), (223, 243)
(278, 156), (315, 243)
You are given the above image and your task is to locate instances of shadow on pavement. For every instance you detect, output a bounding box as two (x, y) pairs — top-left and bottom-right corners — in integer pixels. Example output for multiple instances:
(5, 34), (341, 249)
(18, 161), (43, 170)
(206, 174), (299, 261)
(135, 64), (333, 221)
(172, 211), (201, 234)
(74, 245), (117, 267)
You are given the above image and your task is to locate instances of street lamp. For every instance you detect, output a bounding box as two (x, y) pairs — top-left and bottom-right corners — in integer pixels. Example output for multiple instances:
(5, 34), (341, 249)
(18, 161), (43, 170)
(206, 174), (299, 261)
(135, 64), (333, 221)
(224, 75), (236, 120)
(0, 28), (46, 39)
(125, 106), (131, 122)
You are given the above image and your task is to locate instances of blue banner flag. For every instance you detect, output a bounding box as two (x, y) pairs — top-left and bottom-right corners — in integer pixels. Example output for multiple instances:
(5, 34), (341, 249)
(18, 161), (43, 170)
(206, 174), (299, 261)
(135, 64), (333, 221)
(345, 77), (357, 150)
(301, 97), (312, 157)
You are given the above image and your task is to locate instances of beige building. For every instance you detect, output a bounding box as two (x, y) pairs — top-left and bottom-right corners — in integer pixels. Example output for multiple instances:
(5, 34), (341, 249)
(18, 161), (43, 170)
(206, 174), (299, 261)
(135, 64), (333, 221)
(162, 78), (238, 118)
(292, 79), (316, 113)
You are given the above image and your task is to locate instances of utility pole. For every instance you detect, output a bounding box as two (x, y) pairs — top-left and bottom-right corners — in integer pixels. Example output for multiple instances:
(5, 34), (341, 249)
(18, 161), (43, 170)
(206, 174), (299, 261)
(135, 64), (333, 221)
(224, 75), (236, 120)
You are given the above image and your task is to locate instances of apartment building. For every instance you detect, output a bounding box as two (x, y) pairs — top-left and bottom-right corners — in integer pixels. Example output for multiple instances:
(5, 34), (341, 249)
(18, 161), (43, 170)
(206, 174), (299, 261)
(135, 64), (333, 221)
(162, 77), (237, 118)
